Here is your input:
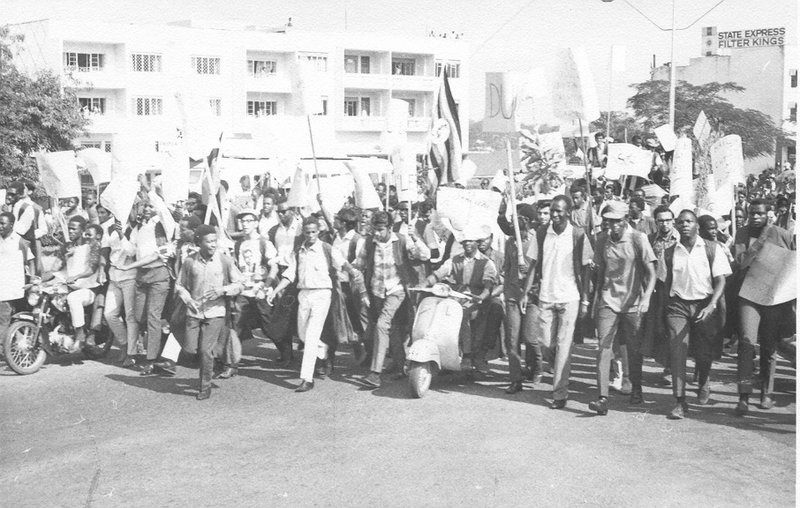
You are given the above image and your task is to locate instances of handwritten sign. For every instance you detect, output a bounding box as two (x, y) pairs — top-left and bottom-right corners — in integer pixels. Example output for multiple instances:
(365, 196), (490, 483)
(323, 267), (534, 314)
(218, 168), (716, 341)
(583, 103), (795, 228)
(483, 72), (520, 133)
(739, 243), (796, 306)
(604, 143), (652, 180)
(693, 111), (712, 146)
(670, 136), (694, 203)
(436, 187), (502, 241)
(711, 134), (745, 191)
(551, 47), (600, 125)
(653, 124), (677, 152)
(35, 151), (81, 199)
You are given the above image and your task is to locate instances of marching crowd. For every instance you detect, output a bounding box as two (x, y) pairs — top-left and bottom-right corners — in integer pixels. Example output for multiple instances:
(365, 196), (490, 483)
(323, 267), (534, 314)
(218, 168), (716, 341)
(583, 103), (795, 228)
(0, 166), (795, 419)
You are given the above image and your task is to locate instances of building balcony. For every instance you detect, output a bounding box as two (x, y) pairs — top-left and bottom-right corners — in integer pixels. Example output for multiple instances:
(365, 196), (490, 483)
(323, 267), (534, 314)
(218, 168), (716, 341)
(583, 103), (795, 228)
(83, 114), (122, 133)
(65, 70), (126, 89)
(339, 116), (386, 131)
(342, 73), (391, 90)
(391, 75), (436, 92)
(245, 75), (293, 94)
(407, 117), (432, 132)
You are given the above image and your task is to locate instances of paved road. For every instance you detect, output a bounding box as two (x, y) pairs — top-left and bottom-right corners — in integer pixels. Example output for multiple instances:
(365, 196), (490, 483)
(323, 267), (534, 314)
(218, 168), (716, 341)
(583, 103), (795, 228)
(0, 340), (795, 507)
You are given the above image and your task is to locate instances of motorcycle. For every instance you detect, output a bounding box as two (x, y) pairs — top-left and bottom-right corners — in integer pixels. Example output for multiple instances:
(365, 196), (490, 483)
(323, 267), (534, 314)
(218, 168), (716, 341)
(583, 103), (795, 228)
(406, 283), (473, 398)
(3, 277), (112, 375)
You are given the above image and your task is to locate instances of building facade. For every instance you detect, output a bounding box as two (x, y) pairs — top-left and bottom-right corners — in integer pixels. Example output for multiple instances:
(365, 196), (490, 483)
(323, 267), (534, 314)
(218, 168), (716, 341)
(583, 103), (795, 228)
(10, 18), (468, 172)
(653, 25), (796, 173)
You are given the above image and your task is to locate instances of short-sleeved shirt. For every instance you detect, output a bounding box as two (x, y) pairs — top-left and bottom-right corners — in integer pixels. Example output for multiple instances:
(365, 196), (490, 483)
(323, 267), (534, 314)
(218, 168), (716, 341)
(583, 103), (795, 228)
(539, 223), (594, 304)
(177, 251), (243, 319)
(663, 236), (732, 300)
(594, 226), (657, 313)
(282, 240), (345, 290)
(0, 233), (31, 301)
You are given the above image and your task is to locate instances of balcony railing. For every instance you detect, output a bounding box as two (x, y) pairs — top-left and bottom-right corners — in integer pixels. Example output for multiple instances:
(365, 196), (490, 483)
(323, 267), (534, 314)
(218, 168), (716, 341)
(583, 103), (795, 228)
(339, 116), (386, 131)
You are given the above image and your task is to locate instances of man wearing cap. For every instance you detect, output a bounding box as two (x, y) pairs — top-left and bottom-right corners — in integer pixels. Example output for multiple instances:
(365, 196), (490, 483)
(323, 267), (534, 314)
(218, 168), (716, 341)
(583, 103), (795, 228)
(589, 200), (657, 415)
(358, 211), (430, 388)
(227, 208), (282, 376)
(427, 226), (498, 370)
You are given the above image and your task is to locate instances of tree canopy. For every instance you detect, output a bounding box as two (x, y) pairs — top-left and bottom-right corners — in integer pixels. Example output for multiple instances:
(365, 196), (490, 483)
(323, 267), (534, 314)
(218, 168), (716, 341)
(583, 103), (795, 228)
(627, 79), (784, 159)
(0, 25), (87, 187)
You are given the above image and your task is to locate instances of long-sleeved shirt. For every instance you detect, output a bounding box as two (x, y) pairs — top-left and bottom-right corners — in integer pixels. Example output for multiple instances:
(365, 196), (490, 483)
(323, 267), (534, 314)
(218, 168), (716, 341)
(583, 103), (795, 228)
(175, 251), (243, 319)
(129, 190), (177, 269)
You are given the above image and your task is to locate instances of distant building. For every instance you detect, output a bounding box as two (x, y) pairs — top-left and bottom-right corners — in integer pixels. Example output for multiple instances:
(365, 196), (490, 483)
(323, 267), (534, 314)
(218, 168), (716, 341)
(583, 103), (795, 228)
(653, 25), (796, 173)
(9, 18), (469, 175)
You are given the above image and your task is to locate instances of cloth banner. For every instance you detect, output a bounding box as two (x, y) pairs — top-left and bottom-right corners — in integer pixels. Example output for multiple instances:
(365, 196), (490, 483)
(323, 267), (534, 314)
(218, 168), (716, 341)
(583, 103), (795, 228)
(693, 110), (712, 146)
(551, 47), (600, 125)
(35, 151), (81, 199)
(739, 243), (796, 306)
(436, 187), (502, 241)
(483, 72), (521, 133)
(99, 169), (139, 222)
(641, 183), (667, 204)
(76, 148), (112, 184)
(347, 161), (382, 209)
(604, 143), (652, 180)
(286, 165), (311, 208)
(653, 124), (677, 152)
(670, 136), (694, 203)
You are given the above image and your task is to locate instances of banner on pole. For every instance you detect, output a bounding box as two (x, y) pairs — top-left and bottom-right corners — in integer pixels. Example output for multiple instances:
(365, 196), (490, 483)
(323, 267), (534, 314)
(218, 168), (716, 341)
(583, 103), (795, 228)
(551, 47), (600, 126)
(436, 187), (502, 240)
(347, 161), (383, 209)
(604, 143), (652, 180)
(483, 72), (521, 133)
(653, 124), (677, 152)
(711, 134), (745, 190)
(285, 165), (310, 208)
(670, 136), (694, 203)
(76, 148), (112, 184)
(99, 169), (138, 222)
(693, 110), (712, 146)
(35, 151), (81, 199)
(159, 139), (190, 205)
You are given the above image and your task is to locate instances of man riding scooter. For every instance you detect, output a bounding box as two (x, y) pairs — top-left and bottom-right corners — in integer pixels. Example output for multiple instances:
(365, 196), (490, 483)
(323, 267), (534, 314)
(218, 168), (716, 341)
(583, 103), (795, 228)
(426, 226), (498, 370)
(43, 216), (104, 352)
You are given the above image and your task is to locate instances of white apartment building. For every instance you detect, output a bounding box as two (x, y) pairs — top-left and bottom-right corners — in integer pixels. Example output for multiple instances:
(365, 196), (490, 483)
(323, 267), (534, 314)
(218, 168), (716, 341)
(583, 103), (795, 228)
(652, 26), (797, 173)
(10, 18), (469, 172)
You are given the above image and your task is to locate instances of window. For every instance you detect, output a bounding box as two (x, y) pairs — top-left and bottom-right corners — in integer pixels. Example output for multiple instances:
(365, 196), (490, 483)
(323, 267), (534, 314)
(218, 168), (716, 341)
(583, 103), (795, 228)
(80, 141), (112, 152)
(314, 99), (328, 116)
(299, 54), (328, 72)
(344, 54), (370, 74)
(78, 97), (106, 115)
(435, 60), (461, 78)
(705, 27), (713, 36)
(133, 97), (163, 116)
(63, 52), (104, 72)
(248, 59), (277, 78)
(392, 58), (415, 76)
(209, 98), (222, 116)
(247, 100), (277, 117)
(790, 103), (797, 123)
(705, 51), (713, 56)
(191, 56), (221, 75)
(131, 53), (162, 72)
(344, 96), (371, 116)
(791, 70), (798, 88)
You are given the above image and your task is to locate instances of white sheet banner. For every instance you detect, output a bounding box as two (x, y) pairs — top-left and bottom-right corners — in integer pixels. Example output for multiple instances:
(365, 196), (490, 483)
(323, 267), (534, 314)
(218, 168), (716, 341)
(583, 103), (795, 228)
(436, 187), (502, 241)
(551, 47), (600, 125)
(99, 169), (139, 222)
(653, 124), (677, 152)
(711, 134), (745, 191)
(35, 151), (81, 199)
(670, 136), (694, 203)
(76, 148), (112, 184)
(604, 143), (652, 180)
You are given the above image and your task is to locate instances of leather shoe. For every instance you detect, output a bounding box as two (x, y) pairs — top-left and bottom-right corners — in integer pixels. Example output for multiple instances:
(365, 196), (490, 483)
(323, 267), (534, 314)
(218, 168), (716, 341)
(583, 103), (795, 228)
(759, 395), (774, 410)
(154, 359), (176, 370)
(122, 357), (136, 369)
(505, 381), (523, 395)
(698, 385), (711, 405)
(588, 397), (608, 415)
(668, 402), (686, 420)
(549, 399), (567, 410)
(629, 387), (644, 405)
(196, 388), (211, 401)
(295, 380), (314, 393)
(362, 372), (382, 388)
(735, 400), (749, 416)
(216, 366), (238, 379)
(139, 363), (155, 376)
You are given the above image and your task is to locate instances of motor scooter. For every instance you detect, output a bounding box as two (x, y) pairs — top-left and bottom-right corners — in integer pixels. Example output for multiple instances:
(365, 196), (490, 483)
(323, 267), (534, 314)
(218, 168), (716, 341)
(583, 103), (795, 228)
(3, 276), (111, 375)
(405, 283), (473, 398)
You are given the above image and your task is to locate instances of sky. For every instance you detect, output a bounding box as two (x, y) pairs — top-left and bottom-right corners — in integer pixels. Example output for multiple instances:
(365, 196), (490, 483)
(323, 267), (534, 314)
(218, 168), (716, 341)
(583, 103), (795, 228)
(5, 0), (797, 120)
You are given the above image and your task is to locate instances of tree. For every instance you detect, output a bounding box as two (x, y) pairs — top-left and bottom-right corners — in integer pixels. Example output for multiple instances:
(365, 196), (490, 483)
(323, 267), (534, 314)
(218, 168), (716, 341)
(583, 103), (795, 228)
(0, 26), (87, 187)
(627, 79), (784, 159)
(590, 111), (643, 144)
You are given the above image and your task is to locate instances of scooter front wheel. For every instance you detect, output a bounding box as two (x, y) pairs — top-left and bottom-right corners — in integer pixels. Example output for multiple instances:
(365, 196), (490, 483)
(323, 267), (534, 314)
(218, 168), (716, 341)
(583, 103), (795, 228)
(409, 361), (434, 398)
(3, 321), (47, 375)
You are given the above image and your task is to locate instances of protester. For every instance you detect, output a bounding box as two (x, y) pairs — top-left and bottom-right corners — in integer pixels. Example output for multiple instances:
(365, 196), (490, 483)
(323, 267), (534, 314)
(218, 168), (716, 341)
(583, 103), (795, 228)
(102, 211), (139, 367)
(0, 212), (35, 338)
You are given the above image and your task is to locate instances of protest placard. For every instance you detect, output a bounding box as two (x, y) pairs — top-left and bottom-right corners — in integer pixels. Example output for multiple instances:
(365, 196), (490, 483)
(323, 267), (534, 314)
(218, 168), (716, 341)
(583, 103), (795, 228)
(286, 165), (311, 208)
(739, 243), (796, 306)
(711, 134), (745, 192)
(670, 136), (694, 203)
(347, 161), (383, 209)
(100, 169), (138, 222)
(538, 131), (567, 174)
(653, 124), (677, 152)
(76, 148), (112, 184)
(551, 47), (600, 126)
(604, 143), (652, 180)
(35, 151), (81, 199)
(483, 72), (520, 133)
(436, 187), (502, 237)
(693, 110), (712, 146)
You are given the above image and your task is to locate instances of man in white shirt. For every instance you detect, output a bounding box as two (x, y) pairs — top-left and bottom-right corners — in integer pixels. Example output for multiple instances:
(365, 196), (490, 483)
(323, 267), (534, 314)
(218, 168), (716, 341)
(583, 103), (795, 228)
(660, 210), (731, 420)
(0, 212), (34, 338)
(257, 193), (280, 237)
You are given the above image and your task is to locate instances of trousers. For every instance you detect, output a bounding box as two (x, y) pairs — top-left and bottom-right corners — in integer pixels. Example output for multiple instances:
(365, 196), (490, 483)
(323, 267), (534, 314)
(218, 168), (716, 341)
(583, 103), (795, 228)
(534, 300), (580, 400)
(104, 279), (139, 355)
(665, 296), (715, 398)
(135, 266), (171, 361)
(369, 291), (406, 373)
(298, 289), (332, 382)
(184, 316), (226, 391)
(504, 299), (541, 382)
(737, 298), (794, 395)
(595, 306), (643, 398)
(67, 288), (95, 329)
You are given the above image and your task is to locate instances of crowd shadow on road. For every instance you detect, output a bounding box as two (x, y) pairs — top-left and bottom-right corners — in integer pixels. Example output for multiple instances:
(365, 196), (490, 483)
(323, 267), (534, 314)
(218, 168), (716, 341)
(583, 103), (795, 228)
(105, 372), (197, 397)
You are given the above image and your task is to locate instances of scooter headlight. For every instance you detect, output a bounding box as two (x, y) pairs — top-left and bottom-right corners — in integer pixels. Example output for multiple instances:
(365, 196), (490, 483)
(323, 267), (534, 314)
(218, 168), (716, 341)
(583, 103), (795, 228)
(27, 288), (42, 307)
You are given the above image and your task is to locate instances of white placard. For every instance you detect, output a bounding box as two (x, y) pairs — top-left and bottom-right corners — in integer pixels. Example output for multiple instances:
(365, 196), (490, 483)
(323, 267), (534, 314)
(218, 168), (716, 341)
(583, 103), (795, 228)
(604, 143), (652, 180)
(35, 151), (81, 199)
(693, 110), (712, 146)
(99, 170), (139, 222)
(711, 134), (745, 190)
(347, 161), (382, 209)
(654, 124), (677, 152)
(551, 47), (600, 125)
(483, 72), (520, 133)
(436, 187), (503, 237)
(76, 148), (112, 184)
(670, 136), (694, 203)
